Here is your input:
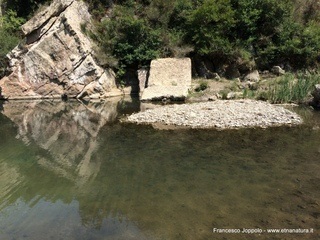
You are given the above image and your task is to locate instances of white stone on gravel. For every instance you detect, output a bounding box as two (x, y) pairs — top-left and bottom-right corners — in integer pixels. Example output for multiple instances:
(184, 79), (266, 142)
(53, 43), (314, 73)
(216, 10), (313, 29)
(126, 100), (302, 129)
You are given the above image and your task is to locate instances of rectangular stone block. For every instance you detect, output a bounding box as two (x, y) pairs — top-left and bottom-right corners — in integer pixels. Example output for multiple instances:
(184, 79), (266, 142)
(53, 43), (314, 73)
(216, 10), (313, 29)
(141, 58), (191, 101)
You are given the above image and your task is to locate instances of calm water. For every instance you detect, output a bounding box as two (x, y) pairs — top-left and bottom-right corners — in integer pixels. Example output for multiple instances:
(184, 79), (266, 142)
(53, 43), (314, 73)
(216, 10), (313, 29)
(0, 98), (319, 240)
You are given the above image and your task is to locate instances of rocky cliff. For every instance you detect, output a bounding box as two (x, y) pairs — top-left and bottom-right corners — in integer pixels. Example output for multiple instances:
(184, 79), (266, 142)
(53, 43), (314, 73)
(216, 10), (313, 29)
(0, 0), (122, 100)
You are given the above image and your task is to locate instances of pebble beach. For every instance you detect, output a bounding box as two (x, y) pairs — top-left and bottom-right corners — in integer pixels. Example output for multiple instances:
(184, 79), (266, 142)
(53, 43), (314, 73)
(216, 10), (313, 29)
(126, 100), (303, 129)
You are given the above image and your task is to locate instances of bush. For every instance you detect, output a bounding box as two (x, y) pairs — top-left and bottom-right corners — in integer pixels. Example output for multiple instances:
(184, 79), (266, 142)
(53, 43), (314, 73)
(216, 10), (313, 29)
(2, 0), (50, 18)
(94, 8), (161, 77)
(186, 0), (235, 56)
(0, 9), (25, 34)
(195, 81), (208, 92)
(0, 10), (24, 77)
(0, 28), (20, 76)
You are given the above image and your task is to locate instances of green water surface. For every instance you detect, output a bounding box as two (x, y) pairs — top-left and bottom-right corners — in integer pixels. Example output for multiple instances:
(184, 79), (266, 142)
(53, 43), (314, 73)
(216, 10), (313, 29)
(0, 99), (319, 240)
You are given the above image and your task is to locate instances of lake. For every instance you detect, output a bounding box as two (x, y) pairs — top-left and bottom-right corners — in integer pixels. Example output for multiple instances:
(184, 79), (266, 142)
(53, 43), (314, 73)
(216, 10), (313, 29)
(0, 98), (319, 240)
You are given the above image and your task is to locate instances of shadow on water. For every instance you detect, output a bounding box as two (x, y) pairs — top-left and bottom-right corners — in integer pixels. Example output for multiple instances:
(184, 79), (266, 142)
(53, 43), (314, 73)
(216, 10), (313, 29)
(0, 98), (320, 240)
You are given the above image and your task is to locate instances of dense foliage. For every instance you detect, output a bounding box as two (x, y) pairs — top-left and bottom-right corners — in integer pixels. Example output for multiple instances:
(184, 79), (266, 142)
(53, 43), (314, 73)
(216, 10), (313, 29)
(0, 0), (320, 78)
(0, 8), (25, 77)
(89, 0), (320, 76)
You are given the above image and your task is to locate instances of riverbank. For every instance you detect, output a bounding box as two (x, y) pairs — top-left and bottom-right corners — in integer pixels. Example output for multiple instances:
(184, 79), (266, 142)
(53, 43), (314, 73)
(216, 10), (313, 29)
(126, 99), (302, 129)
(188, 72), (320, 104)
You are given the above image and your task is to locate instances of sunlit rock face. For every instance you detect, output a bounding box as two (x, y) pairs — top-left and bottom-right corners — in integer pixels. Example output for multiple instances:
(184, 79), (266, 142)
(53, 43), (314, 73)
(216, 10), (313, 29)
(141, 58), (192, 101)
(0, 0), (122, 100)
(1, 99), (120, 182)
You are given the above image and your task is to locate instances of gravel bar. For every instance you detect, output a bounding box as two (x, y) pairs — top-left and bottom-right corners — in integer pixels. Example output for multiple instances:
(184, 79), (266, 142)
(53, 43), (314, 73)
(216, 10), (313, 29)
(126, 100), (303, 129)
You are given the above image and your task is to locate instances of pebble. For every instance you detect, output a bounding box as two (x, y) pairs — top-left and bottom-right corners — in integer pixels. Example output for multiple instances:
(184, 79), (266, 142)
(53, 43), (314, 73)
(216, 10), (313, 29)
(126, 100), (303, 129)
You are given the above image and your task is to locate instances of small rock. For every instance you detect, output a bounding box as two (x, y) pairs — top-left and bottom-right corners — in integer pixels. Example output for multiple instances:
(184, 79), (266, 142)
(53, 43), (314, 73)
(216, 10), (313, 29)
(215, 93), (222, 99)
(208, 95), (218, 101)
(226, 92), (243, 99)
(212, 73), (221, 80)
(271, 66), (285, 75)
(244, 70), (260, 82)
(243, 81), (258, 90)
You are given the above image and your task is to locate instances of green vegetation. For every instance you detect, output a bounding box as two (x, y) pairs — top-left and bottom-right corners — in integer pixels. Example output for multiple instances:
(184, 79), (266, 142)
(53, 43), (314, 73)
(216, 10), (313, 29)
(263, 73), (320, 104)
(0, 9), (25, 77)
(240, 73), (320, 104)
(93, 8), (162, 76)
(86, 0), (320, 77)
(3, 0), (49, 18)
(186, 0), (235, 56)
(195, 81), (208, 92)
(0, 0), (320, 102)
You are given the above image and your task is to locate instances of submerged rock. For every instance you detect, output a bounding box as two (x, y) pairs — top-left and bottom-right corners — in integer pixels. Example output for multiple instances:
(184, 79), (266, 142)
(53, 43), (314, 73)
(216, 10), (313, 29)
(0, 0), (122, 100)
(141, 58), (191, 101)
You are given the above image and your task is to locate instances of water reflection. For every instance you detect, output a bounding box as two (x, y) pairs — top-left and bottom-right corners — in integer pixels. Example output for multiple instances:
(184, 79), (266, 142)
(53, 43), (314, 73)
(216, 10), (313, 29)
(0, 100), (320, 240)
(1, 99), (126, 183)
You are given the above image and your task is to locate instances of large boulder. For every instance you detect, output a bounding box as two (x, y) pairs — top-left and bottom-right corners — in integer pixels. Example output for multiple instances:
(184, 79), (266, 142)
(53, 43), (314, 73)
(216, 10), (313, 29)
(0, 0), (122, 100)
(141, 58), (191, 101)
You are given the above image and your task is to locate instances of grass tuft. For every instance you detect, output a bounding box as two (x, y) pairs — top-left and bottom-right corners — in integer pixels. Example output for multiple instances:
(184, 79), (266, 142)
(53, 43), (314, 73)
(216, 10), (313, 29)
(265, 73), (320, 104)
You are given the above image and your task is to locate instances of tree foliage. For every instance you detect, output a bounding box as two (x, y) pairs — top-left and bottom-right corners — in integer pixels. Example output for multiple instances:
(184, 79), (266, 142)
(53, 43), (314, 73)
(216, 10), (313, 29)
(89, 0), (320, 73)
(186, 0), (235, 56)
(0, 9), (25, 77)
(1, 0), (320, 80)
(94, 5), (161, 75)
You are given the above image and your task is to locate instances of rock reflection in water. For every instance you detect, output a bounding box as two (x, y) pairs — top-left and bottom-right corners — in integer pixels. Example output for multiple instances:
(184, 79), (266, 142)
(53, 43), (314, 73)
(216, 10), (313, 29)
(0, 101), (320, 240)
(1, 99), (125, 183)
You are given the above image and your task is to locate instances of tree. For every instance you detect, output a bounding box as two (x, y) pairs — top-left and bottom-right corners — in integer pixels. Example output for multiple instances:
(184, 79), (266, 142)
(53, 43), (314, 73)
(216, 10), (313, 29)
(94, 5), (161, 77)
(0, 9), (24, 77)
(186, 0), (235, 56)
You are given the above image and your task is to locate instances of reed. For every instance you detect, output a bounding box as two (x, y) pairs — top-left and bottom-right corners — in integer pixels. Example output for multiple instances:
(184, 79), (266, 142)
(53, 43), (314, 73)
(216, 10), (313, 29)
(265, 73), (320, 104)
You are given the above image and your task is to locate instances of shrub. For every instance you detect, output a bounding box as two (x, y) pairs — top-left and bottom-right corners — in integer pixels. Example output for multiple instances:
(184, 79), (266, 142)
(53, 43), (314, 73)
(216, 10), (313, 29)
(95, 11), (161, 77)
(0, 28), (20, 76)
(195, 81), (208, 92)
(0, 10), (24, 77)
(3, 0), (50, 18)
(0, 9), (25, 34)
(186, 0), (235, 56)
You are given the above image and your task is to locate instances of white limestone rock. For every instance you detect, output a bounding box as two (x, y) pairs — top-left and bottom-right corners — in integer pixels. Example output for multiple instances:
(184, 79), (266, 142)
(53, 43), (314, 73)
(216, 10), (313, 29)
(141, 58), (192, 101)
(0, 0), (122, 100)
